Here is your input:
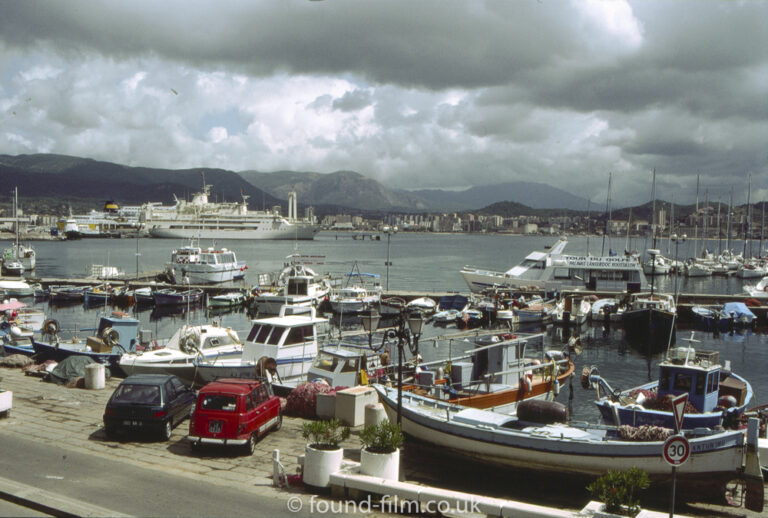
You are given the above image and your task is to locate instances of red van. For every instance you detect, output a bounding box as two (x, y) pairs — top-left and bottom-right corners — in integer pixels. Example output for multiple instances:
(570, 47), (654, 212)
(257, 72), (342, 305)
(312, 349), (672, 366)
(187, 378), (282, 454)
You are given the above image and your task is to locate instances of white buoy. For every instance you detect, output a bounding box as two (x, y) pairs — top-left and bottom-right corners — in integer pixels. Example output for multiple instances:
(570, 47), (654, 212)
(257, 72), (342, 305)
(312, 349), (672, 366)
(84, 363), (105, 390)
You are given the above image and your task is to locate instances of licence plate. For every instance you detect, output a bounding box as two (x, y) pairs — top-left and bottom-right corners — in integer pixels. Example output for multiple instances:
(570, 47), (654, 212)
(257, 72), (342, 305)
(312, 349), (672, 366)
(123, 420), (142, 427)
(209, 421), (222, 433)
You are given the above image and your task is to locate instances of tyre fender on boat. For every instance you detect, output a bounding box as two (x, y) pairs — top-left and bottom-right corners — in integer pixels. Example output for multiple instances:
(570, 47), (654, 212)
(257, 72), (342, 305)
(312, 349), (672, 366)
(42, 318), (59, 336)
(101, 326), (120, 348)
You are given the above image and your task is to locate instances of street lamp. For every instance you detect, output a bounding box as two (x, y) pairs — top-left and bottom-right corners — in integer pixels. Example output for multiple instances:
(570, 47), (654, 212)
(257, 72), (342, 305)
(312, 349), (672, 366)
(671, 234), (687, 301)
(360, 307), (423, 424)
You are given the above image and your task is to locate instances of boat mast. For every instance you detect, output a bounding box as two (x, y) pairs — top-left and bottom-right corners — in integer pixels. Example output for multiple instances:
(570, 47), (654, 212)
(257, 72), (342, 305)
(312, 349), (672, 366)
(743, 173), (751, 258)
(585, 199), (591, 256)
(624, 207), (632, 255)
(761, 198), (765, 258)
(693, 174), (699, 260)
(650, 169), (657, 250)
(703, 189), (709, 255)
(716, 197), (722, 256)
(727, 188), (733, 252)
(667, 194), (675, 256)
(14, 187), (19, 259)
(601, 172), (612, 256)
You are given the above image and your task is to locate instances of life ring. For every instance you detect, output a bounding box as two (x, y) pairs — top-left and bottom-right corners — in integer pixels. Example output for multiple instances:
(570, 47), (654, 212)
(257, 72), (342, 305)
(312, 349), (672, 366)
(101, 326), (120, 347)
(42, 318), (60, 336)
(180, 333), (198, 354)
(523, 370), (533, 393)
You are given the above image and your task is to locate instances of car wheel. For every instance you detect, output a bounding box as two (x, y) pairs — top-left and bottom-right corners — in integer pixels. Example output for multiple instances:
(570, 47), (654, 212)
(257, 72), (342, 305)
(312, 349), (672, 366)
(274, 414), (283, 431)
(161, 420), (172, 441)
(245, 433), (256, 455)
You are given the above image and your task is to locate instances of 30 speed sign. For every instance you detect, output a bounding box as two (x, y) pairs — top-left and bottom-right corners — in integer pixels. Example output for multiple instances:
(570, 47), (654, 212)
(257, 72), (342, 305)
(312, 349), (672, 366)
(663, 435), (690, 466)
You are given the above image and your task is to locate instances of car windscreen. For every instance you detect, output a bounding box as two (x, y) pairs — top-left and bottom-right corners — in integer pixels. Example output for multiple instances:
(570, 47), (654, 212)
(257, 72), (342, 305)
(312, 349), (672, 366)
(200, 394), (238, 411)
(112, 384), (161, 405)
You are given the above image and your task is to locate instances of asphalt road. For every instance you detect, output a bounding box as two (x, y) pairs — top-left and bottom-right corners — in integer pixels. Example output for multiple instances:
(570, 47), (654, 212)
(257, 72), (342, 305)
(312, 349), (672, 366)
(0, 431), (352, 518)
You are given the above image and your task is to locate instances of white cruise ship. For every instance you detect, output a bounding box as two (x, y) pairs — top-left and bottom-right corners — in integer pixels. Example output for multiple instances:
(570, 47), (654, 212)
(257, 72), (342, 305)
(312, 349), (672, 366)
(142, 184), (319, 240)
(460, 237), (648, 293)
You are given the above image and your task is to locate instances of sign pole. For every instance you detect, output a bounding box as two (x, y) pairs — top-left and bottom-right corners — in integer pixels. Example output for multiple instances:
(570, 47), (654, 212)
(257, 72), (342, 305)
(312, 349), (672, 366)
(669, 466), (676, 518)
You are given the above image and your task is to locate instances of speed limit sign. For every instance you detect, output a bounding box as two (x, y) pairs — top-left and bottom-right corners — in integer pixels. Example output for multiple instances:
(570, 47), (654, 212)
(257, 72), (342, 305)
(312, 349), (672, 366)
(663, 435), (690, 466)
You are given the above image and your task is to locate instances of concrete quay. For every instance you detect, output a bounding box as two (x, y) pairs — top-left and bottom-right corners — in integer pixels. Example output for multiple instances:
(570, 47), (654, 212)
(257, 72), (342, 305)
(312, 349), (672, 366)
(0, 366), (765, 517)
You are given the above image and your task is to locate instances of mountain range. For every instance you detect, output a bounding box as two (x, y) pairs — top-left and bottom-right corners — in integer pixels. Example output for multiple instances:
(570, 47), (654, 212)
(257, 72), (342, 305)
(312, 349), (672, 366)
(0, 153), (726, 221)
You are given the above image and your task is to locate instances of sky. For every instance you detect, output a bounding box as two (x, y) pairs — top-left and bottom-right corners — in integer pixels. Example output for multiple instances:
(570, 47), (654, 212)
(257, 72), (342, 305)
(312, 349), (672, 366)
(0, 0), (766, 208)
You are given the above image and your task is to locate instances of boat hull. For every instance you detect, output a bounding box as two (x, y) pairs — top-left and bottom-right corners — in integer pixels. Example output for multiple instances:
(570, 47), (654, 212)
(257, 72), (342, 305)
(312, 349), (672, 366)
(149, 224), (319, 240)
(622, 308), (676, 352)
(373, 385), (754, 504)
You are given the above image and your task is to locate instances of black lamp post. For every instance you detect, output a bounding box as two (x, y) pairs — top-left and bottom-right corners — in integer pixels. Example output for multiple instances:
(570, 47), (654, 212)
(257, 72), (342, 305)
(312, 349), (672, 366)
(361, 308), (423, 424)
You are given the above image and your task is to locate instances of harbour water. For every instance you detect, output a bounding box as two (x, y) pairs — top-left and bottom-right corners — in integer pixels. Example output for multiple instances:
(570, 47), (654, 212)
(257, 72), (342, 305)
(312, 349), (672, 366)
(5, 232), (767, 512)
(11, 232), (768, 422)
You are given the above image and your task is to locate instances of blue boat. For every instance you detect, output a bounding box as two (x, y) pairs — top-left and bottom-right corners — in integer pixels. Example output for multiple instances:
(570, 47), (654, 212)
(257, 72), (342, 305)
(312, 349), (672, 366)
(32, 313), (140, 371)
(0, 322), (35, 356)
(691, 302), (756, 332)
(587, 338), (753, 430)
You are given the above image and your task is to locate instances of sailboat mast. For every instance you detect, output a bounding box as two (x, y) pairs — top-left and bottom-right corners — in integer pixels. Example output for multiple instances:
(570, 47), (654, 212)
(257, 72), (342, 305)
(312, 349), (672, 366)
(585, 199), (591, 256)
(703, 189), (709, 255)
(625, 207), (632, 254)
(667, 194), (675, 256)
(650, 169), (657, 250)
(693, 174), (699, 259)
(761, 198), (765, 258)
(743, 173), (751, 258)
(716, 198), (722, 256)
(601, 172), (612, 256)
(727, 188), (733, 252)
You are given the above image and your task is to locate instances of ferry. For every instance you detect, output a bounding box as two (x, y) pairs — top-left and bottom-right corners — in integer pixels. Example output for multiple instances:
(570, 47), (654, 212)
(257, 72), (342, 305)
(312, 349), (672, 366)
(142, 183), (320, 240)
(460, 237), (648, 293)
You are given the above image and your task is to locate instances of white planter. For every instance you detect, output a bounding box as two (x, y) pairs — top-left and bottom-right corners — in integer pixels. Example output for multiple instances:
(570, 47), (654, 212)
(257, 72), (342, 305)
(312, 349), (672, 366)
(360, 447), (399, 481)
(303, 444), (343, 488)
(0, 390), (12, 414)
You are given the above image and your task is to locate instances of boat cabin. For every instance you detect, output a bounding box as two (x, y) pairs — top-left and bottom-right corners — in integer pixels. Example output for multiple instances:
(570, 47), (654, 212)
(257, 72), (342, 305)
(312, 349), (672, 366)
(243, 306), (326, 380)
(307, 348), (372, 387)
(86, 312), (140, 354)
(658, 347), (747, 413)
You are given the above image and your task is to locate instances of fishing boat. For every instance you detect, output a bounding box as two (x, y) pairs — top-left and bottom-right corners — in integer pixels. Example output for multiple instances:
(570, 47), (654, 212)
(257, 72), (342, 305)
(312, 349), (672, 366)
(153, 288), (204, 306)
(589, 297), (623, 322)
(2, 188), (36, 272)
(460, 236), (647, 293)
(403, 332), (574, 414)
(690, 302), (756, 332)
(252, 256), (331, 314)
(32, 313), (140, 372)
(432, 294), (470, 324)
(328, 268), (382, 314)
(163, 244), (245, 284)
(207, 291), (245, 308)
(1, 258), (24, 276)
(621, 291), (676, 352)
(118, 323), (244, 384)
(372, 384), (764, 512)
(191, 306), (331, 388)
(49, 285), (85, 303)
(586, 339), (754, 430)
(0, 280), (35, 297)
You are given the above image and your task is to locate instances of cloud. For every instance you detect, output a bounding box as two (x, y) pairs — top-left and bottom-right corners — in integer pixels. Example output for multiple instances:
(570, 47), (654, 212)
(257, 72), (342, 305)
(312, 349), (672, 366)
(0, 0), (766, 207)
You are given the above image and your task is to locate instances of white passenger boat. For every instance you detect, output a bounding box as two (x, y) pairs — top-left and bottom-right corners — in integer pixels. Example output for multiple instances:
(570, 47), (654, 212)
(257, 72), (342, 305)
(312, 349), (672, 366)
(460, 237), (647, 293)
(164, 245), (244, 284)
(144, 182), (319, 240)
(118, 323), (244, 384)
(372, 384), (764, 512)
(743, 275), (768, 298)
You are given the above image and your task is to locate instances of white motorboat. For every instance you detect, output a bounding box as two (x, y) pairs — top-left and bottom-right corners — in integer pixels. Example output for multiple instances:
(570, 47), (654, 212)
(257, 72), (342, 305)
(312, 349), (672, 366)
(372, 384), (764, 512)
(405, 297), (437, 315)
(253, 256), (331, 314)
(193, 306), (329, 387)
(144, 182), (319, 240)
(207, 291), (245, 308)
(743, 275), (768, 298)
(164, 244), (244, 284)
(736, 262), (766, 279)
(642, 255), (670, 275)
(460, 237), (647, 293)
(118, 323), (244, 384)
(0, 280), (34, 297)
(589, 298), (623, 322)
(684, 261), (712, 277)
(1, 259), (24, 276)
(328, 270), (382, 314)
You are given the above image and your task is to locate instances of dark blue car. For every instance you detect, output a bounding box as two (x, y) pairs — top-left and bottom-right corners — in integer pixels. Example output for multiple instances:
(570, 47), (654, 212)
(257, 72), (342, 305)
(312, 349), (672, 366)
(103, 374), (196, 441)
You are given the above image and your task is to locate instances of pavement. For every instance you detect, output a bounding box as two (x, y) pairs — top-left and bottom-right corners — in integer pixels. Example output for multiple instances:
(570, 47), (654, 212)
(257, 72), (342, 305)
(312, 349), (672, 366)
(0, 365), (766, 518)
(0, 366), (380, 518)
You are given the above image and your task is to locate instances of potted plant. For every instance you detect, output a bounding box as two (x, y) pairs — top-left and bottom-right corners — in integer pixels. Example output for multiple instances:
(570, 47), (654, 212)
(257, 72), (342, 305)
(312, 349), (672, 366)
(586, 467), (650, 517)
(358, 419), (403, 480)
(301, 418), (350, 488)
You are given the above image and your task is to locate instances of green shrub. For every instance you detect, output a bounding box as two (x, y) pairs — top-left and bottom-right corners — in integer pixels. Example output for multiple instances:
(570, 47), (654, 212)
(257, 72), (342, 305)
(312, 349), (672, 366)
(587, 467), (650, 516)
(359, 419), (404, 454)
(301, 418), (350, 450)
